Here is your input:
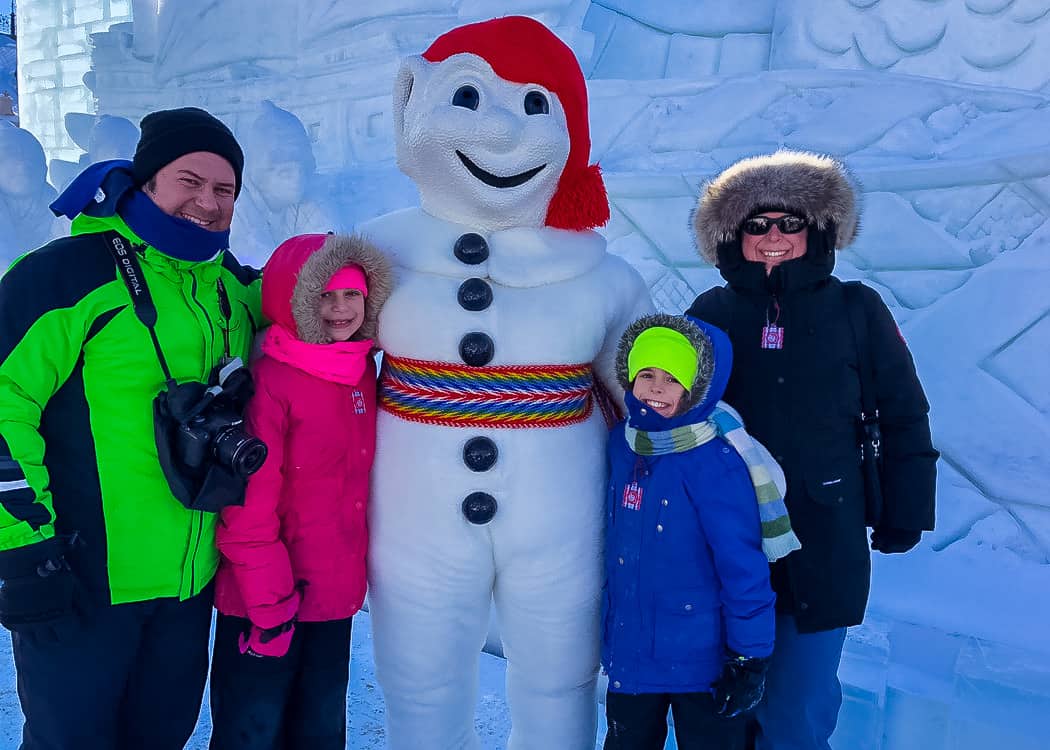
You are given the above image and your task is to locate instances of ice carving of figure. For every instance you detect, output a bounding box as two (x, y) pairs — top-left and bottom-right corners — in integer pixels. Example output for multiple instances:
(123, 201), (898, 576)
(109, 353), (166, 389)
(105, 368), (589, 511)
(230, 101), (340, 263)
(360, 16), (653, 750)
(85, 115), (141, 162)
(0, 124), (62, 265)
(51, 114), (141, 193)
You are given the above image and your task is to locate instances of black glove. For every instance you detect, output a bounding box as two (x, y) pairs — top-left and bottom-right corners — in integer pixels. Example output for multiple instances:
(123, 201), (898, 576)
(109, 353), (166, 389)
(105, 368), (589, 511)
(870, 527), (922, 554)
(0, 537), (81, 641)
(711, 650), (770, 719)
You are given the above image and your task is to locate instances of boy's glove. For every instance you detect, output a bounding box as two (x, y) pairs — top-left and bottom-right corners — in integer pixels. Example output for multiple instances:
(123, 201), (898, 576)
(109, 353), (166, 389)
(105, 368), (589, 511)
(870, 527), (922, 554)
(238, 620), (295, 658)
(711, 650), (771, 719)
(0, 538), (82, 642)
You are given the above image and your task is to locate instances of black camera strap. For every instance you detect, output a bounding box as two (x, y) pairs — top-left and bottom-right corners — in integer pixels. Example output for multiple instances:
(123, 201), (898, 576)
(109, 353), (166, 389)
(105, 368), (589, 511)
(102, 231), (175, 385)
(843, 281), (880, 452)
(216, 276), (233, 360)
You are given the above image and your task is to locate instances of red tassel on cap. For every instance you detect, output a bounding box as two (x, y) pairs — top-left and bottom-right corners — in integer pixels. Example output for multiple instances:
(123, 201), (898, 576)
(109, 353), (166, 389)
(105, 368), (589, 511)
(545, 163), (610, 231)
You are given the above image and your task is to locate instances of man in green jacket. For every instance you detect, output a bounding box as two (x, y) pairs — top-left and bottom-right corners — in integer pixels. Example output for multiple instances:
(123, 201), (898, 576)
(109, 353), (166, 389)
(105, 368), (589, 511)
(0, 107), (264, 749)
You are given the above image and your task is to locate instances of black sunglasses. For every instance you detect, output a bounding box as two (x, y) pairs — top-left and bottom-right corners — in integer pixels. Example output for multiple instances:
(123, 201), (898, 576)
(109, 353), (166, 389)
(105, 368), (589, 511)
(741, 214), (808, 236)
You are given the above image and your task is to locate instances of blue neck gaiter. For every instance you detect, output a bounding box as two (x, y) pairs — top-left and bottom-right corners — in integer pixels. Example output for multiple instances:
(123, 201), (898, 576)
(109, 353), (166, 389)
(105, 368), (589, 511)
(50, 159), (231, 262)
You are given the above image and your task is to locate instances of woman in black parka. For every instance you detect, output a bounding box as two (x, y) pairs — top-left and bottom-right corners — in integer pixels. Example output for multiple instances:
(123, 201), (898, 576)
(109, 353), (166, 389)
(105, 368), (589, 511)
(686, 151), (937, 750)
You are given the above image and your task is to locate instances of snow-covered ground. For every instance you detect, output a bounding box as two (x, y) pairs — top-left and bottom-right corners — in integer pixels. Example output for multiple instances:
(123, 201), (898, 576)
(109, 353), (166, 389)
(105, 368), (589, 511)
(4, 1), (1050, 748)
(0, 613), (620, 750)
(3, 608), (1049, 749)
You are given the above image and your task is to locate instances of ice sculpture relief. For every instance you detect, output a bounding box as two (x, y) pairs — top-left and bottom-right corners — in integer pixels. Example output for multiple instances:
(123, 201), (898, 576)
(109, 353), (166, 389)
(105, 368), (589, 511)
(49, 114), (140, 193)
(230, 101), (341, 263)
(0, 124), (62, 266)
(770, 0), (1050, 90)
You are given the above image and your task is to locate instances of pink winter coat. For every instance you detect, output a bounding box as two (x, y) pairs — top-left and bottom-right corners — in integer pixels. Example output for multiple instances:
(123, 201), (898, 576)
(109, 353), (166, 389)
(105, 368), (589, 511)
(214, 234), (392, 627)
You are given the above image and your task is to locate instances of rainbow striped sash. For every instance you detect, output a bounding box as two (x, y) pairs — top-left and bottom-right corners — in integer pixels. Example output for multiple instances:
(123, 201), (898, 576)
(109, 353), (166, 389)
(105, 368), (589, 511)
(379, 355), (598, 428)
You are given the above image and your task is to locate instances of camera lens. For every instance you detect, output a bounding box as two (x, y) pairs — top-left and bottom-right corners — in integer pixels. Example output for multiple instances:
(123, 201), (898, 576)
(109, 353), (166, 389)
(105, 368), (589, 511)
(233, 439), (268, 477)
(213, 428), (268, 478)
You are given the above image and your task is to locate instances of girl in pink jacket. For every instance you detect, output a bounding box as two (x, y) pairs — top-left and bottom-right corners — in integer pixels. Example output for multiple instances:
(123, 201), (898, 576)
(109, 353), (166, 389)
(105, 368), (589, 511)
(209, 233), (391, 750)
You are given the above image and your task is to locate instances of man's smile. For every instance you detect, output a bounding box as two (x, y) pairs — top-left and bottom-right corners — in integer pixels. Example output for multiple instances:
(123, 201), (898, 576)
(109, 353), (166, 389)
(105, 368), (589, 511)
(177, 212), (216, 228)
(456, 151), (546, 188)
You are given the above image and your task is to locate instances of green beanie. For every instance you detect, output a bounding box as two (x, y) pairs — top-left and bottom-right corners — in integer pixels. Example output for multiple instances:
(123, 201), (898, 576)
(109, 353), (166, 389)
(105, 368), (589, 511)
(627, 327), (698, 390)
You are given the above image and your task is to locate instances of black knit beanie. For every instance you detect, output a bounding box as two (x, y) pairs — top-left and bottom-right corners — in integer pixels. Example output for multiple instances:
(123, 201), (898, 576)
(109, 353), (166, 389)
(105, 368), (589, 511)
(132, 107), (244, 197)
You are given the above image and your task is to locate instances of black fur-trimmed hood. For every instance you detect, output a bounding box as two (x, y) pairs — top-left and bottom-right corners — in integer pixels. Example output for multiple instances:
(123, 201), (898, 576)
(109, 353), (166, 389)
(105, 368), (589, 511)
(615, 313), (716, 415)
(691, 150), (861, 265)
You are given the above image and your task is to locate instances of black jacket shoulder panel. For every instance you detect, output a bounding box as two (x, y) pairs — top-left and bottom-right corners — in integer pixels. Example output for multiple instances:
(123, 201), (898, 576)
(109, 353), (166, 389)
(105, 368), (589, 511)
(221, 252), (261, 288)
(848, 282), (929, 415)
(686, 285), (734, 330)
(0, 234), (118, 363)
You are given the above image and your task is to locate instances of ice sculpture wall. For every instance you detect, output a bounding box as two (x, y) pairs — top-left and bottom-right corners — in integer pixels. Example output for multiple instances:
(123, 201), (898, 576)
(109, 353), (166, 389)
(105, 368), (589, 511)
(15, 0), (133, 161)
(582, 0), (778, 78)
(582, 0), (1050, 91)
(84, 1), (590, 172)
(770, 0), (1050, 90)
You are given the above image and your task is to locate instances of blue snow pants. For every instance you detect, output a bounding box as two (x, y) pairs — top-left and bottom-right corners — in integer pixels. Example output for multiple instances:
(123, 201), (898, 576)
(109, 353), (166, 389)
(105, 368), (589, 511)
(12, 582), (213, 750)
(753, 614), (847, 750)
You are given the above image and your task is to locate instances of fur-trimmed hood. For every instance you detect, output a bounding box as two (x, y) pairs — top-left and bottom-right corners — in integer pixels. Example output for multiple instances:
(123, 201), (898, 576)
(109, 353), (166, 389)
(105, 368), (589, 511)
(262, 233), (393, 344)
(615, 313), (731, 425)
(692, 150), (860, 265)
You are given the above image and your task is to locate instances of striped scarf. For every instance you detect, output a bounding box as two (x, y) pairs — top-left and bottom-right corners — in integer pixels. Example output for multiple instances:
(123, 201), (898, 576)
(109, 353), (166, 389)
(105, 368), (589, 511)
(623, 405), (801, 562)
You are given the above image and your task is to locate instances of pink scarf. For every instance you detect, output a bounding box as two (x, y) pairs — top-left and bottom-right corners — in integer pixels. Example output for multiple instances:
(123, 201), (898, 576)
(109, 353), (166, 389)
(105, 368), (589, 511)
(261, 325), (374, 386)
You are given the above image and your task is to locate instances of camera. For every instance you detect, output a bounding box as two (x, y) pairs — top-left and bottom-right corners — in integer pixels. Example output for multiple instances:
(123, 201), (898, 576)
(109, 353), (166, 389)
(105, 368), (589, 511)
(154, 357), (267, 513)
(174, 360), (267, 480)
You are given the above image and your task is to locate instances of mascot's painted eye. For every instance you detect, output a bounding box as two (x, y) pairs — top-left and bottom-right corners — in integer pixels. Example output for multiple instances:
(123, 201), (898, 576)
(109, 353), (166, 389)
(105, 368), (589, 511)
(524, 90), (549, 115)
(452, 85), (480, 110)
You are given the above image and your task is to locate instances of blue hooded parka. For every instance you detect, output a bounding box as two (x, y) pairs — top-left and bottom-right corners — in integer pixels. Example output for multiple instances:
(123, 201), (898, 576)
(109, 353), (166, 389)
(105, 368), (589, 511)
(603, 314), (775, 694)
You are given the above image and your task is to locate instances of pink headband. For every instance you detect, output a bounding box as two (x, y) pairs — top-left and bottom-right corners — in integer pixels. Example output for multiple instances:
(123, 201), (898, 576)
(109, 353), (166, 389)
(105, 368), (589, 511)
(325, 264), (368, 296)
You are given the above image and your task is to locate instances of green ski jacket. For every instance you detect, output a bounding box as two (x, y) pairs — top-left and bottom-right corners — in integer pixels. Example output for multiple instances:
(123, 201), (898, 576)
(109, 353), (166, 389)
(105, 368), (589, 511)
(0, 214), (263, 604)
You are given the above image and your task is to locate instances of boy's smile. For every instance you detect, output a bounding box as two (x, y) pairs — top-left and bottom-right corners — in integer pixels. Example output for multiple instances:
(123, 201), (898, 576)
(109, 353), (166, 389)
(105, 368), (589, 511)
(632, 367), (687, 418)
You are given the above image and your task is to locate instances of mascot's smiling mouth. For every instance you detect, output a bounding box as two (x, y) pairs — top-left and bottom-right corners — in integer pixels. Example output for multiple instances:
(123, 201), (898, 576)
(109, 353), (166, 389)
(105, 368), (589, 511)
(456, 151), (546, 188)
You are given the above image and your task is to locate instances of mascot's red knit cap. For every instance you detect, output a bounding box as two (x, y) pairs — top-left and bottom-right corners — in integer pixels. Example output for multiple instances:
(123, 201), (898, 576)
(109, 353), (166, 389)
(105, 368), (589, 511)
(422, 15), (610, 231)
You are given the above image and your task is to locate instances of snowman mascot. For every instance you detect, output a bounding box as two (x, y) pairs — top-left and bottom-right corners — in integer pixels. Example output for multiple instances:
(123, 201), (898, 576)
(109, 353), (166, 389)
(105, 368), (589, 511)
(361, 16), (653, 750)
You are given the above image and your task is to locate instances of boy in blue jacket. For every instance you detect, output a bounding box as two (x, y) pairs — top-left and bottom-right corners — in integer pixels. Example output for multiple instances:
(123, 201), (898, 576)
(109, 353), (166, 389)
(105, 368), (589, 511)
(603, 313), (797, 750)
